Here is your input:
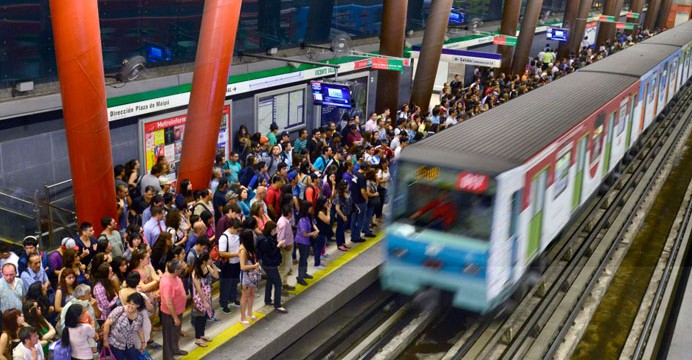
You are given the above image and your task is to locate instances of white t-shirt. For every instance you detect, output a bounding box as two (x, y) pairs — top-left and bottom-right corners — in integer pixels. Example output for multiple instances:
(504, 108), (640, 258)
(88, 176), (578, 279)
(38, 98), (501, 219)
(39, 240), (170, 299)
(69, 323), (96, 360)
(219, 230), (240, 264)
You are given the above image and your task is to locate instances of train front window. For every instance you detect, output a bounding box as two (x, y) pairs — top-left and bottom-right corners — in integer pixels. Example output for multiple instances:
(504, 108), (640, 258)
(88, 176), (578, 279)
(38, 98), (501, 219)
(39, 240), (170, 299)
(392, 162), (495, 240)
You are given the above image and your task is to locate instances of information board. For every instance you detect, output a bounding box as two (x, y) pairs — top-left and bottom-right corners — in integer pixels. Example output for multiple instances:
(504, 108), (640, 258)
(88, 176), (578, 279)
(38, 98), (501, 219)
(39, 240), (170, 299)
(139, 103), (231, 182)
(256, 87), (305, 135)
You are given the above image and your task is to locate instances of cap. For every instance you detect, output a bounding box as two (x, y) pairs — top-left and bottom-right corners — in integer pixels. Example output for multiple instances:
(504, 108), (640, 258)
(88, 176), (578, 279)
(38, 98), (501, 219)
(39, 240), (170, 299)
(287, 170), (298, 181)
(61, 237), (78, 250)
(260, 136), (269, 145)
(280, 131), (290, 138)
(159, 176), (172, 186)
(225, 191), (238, 202)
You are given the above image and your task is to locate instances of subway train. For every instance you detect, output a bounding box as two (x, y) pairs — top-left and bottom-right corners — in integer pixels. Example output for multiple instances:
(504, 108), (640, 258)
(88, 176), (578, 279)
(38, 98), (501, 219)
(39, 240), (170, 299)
(381, 21), (692, 313)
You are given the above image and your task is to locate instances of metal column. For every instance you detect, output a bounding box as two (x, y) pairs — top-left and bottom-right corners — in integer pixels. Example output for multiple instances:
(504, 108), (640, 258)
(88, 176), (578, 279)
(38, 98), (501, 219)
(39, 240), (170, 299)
(557, 0), (582, 59)
(596, 0), (617, 47)
(570, 0), (596, 55)
(177, 0), (242, 192)
(627, 0), (646, 36)
(48, 0), (116, 232)
(498, 0), (522, 76)
(511, 0), (544, 76)
(409, 0), (453, 110)
(376, 0), (408, 113)
(644, 0), (662, 31)
(656, 0), (674, 29)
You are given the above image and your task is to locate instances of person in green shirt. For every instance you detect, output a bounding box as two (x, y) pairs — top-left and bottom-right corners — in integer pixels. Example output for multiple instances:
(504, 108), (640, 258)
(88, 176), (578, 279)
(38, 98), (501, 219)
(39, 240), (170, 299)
(267, 123), (279, 146)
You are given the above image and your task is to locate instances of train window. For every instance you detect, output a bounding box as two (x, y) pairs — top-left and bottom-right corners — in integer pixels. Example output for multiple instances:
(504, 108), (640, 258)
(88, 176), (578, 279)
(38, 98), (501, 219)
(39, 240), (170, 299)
(392, 161), (495, 240)
(617, 100), (627, 135)
(553, 151), (571, 199)
(590, 113), (605, 165)
(648, 78), (656, 104)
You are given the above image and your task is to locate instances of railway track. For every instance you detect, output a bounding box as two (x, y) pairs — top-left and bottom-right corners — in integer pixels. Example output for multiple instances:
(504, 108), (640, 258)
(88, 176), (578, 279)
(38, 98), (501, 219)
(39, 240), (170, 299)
(394, 82), (692, 360)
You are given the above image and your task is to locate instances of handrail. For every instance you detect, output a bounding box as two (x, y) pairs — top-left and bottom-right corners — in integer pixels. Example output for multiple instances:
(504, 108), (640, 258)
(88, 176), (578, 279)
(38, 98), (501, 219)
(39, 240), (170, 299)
(0, 205), (34, 220)
(0, 190), (35, 206)
(45, 179), (72, 189)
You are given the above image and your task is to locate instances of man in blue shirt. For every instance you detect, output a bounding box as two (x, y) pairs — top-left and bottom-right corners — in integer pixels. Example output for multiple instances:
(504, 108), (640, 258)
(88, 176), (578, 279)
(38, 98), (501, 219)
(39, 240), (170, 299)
(143, 206), (166, 247)
(222, 152), (242, 184)
(20, 253), (50, 293)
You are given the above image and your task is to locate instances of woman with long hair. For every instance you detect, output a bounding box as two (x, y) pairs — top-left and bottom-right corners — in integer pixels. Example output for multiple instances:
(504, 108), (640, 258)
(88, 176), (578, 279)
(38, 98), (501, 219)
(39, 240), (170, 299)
(22, 301), (55, 355)
(175, 179), (194, 211)
(191, 252), (218, 347)
(129, 250), (160, 295)
(238, 229), (261, 326)
(150, 231), (172, 273)
(62, 304), (97, 360)
(25, 282), (56, 325)
(54, 268), (76, 313)
(375, 159), (390, 224)
(234, 124), (251, 161)
(0, 309), (25, 360)
(238, 187), (251, 219)
(250, 202), (269, 233)
(111, 256), (128, 292)
(102, 292), (147, 360)
(314, 195), (331, 270)
(363, 168), (379, 237)
(60, 248), (87, 285)
(334, 180), (352, 252)
(165, 209), (188, 248)
(200, 210), (216, 244)
(123, 159), (140, 190)
(93, 263), (119, 322)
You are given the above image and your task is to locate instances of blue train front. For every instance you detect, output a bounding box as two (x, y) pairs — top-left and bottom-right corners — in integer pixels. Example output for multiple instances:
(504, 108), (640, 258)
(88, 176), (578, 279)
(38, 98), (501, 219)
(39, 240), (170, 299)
(381, 161), (510, 313)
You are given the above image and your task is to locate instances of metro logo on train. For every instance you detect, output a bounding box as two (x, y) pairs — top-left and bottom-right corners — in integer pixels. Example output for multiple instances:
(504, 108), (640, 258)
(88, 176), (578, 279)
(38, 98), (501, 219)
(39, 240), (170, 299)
(456, 172), (490, 194)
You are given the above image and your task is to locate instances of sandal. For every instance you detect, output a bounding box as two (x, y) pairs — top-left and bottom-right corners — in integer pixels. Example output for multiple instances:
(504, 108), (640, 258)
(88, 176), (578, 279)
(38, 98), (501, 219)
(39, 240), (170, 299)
(249, 314), (258, 321)
(201, 336), (213, 342)
(240, 320), (251, 326)
(195, 340), (208, 347)
(338, 245), (349, 251)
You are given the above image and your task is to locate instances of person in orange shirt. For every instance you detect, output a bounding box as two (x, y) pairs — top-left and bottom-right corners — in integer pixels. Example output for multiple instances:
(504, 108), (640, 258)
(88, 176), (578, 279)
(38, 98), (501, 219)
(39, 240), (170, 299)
(159, 260), (188, 359)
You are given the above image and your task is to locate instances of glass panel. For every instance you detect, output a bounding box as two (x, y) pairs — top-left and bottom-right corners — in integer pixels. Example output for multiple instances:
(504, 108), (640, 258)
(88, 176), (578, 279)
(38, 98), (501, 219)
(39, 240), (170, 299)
(553, 151), (570, 199)
(392, 161), (495, 240)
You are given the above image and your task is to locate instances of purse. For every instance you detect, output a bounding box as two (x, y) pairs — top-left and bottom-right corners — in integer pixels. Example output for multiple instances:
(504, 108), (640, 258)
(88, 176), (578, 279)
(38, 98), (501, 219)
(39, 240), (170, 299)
(100, 346), (115, 360)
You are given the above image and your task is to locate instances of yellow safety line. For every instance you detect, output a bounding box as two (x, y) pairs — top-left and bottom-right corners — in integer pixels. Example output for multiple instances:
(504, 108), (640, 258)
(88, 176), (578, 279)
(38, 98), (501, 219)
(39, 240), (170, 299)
(185, 232), (384, 359)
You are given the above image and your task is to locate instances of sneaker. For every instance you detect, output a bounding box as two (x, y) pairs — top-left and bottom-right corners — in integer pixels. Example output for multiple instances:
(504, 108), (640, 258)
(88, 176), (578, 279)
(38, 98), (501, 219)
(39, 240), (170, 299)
(222, 307), (231, 314)
(304, 273), (314, 279)
(231, 300), (240, 307)
(282, 284), (296, 290)
(315, 265), (327, 270)
(322, 253), (330, 258)
(364, 233), (376, 238)
(297, 278), (308, 286)
(174, 350), (188, 356)
(147, 341), (162, 350)
(275, 307), (288, 313)
(352, 238), (365, 243)
(208, 317), (221, 323)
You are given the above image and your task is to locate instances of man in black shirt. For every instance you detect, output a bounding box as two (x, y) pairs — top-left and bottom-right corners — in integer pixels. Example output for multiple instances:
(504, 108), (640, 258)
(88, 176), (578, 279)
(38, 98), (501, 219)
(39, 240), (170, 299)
(349, 162), (368, 243)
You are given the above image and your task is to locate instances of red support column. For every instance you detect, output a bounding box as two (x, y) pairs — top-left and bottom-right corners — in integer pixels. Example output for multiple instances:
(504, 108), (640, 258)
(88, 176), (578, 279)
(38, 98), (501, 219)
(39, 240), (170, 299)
(498, 0), (522, 76)
(375, 0), (408, 113)
(511, 0), (544, 76)
(557, 0), (582, 59)
(49, 0), (116, 233)
(177, 0), (242, 192)
(409, 0), (453, 110)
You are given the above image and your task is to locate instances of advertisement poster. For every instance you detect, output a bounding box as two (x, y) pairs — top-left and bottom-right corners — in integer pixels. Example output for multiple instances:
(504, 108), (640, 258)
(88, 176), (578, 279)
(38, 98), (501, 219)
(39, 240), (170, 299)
(140, 104), (231, 182)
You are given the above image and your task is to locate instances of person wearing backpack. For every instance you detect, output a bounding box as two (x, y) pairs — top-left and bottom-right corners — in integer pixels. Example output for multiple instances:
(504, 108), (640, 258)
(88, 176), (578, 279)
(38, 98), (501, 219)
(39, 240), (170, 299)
(218, 220), (242, 313)
(256, 221), (287, 313)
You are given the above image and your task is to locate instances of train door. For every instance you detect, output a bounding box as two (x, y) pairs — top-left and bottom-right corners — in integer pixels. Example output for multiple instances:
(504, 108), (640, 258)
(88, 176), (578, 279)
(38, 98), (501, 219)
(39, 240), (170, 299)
(603, 111), (616, 173)
(509, 190), (522, 280)
(626, 94), (636, 148)
(527, 168), (548, 260)
(572, 135), (588, 211)
(653, 68), (662, 115)
(639, 82), (648, 133)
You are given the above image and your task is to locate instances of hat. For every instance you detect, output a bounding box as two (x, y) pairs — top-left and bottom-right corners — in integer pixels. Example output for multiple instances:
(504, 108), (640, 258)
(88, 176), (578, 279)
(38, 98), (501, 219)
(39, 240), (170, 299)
(280, 131), (290, 138)
(287, 170), (298, 182)
(260, 136), (269, 145)
(61, 237), (78, 250)
(225, 191), (238, 202)
(159, 176), (171, 186)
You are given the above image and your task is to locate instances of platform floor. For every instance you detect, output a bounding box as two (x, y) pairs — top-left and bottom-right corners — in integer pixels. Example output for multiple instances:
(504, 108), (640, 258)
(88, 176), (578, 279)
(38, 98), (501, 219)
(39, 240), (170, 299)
(667, 267), (692, 359)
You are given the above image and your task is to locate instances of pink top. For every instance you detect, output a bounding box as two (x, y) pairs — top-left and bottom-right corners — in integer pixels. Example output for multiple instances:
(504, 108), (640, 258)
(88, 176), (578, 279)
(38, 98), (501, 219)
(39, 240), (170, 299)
(159, 273), (186, 315)
(68, 323), (95, 360)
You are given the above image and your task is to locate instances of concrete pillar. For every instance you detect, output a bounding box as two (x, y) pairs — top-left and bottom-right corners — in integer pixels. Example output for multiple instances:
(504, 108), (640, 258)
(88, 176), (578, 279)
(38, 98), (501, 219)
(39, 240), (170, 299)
(612, 0), (626, 39)
(644, 0), (661, 31)
(498, 0), (522, 76)
(177, 0), (242, 192)
(557, 0), (582, 59)
(596, 0), (617, 47)
(48, 0), (116, 233)
(627, 0), (646, 36)
(570, 0), (596, 55)
(656, 0), (674, 29)
(409, 0), (452, 110)
(376, 0), (408, 113)
(511, 0), (544, 76)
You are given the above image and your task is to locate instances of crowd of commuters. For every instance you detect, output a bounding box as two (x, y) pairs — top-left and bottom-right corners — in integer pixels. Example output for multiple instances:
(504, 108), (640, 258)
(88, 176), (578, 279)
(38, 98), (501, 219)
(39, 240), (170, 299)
(0, 28), (664, 360)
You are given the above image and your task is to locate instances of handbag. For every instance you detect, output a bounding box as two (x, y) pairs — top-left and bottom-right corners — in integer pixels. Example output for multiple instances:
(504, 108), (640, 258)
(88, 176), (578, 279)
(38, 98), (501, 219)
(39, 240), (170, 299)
(100, 346), (115, 360)
(137, 350), (155, 360)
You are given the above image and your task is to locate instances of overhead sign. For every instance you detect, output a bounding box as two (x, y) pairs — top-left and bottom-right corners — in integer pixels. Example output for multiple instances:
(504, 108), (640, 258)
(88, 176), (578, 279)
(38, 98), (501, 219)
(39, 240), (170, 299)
(411, 46), (502, 68)
(546, 27), (569, 42)
(626, 12), (640, 19)
(493, 35), (517, 46)
(615, 22), (636, 30)
(371, 57), (408, 72)
(599, 15), (616, 23)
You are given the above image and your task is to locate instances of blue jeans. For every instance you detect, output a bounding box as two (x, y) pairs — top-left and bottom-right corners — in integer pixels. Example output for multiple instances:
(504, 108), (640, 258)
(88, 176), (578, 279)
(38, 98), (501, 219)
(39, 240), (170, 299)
(263, 265), (282, 307)
(297, 243), (311, 279)
(336, 215), (348, 246)
(314, 234), (327, 266)
(110, 345), (140, 360)
(363, 203), (376, 235)
(219, 262), (240, 307)
(350, 202), (366, 240)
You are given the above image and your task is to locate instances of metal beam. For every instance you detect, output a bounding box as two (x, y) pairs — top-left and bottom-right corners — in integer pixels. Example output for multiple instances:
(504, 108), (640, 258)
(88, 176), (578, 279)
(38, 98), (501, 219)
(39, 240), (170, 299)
(499, 0), (522, 76)
(511, 0), (544, 75)
(376, 0), (408, 114)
